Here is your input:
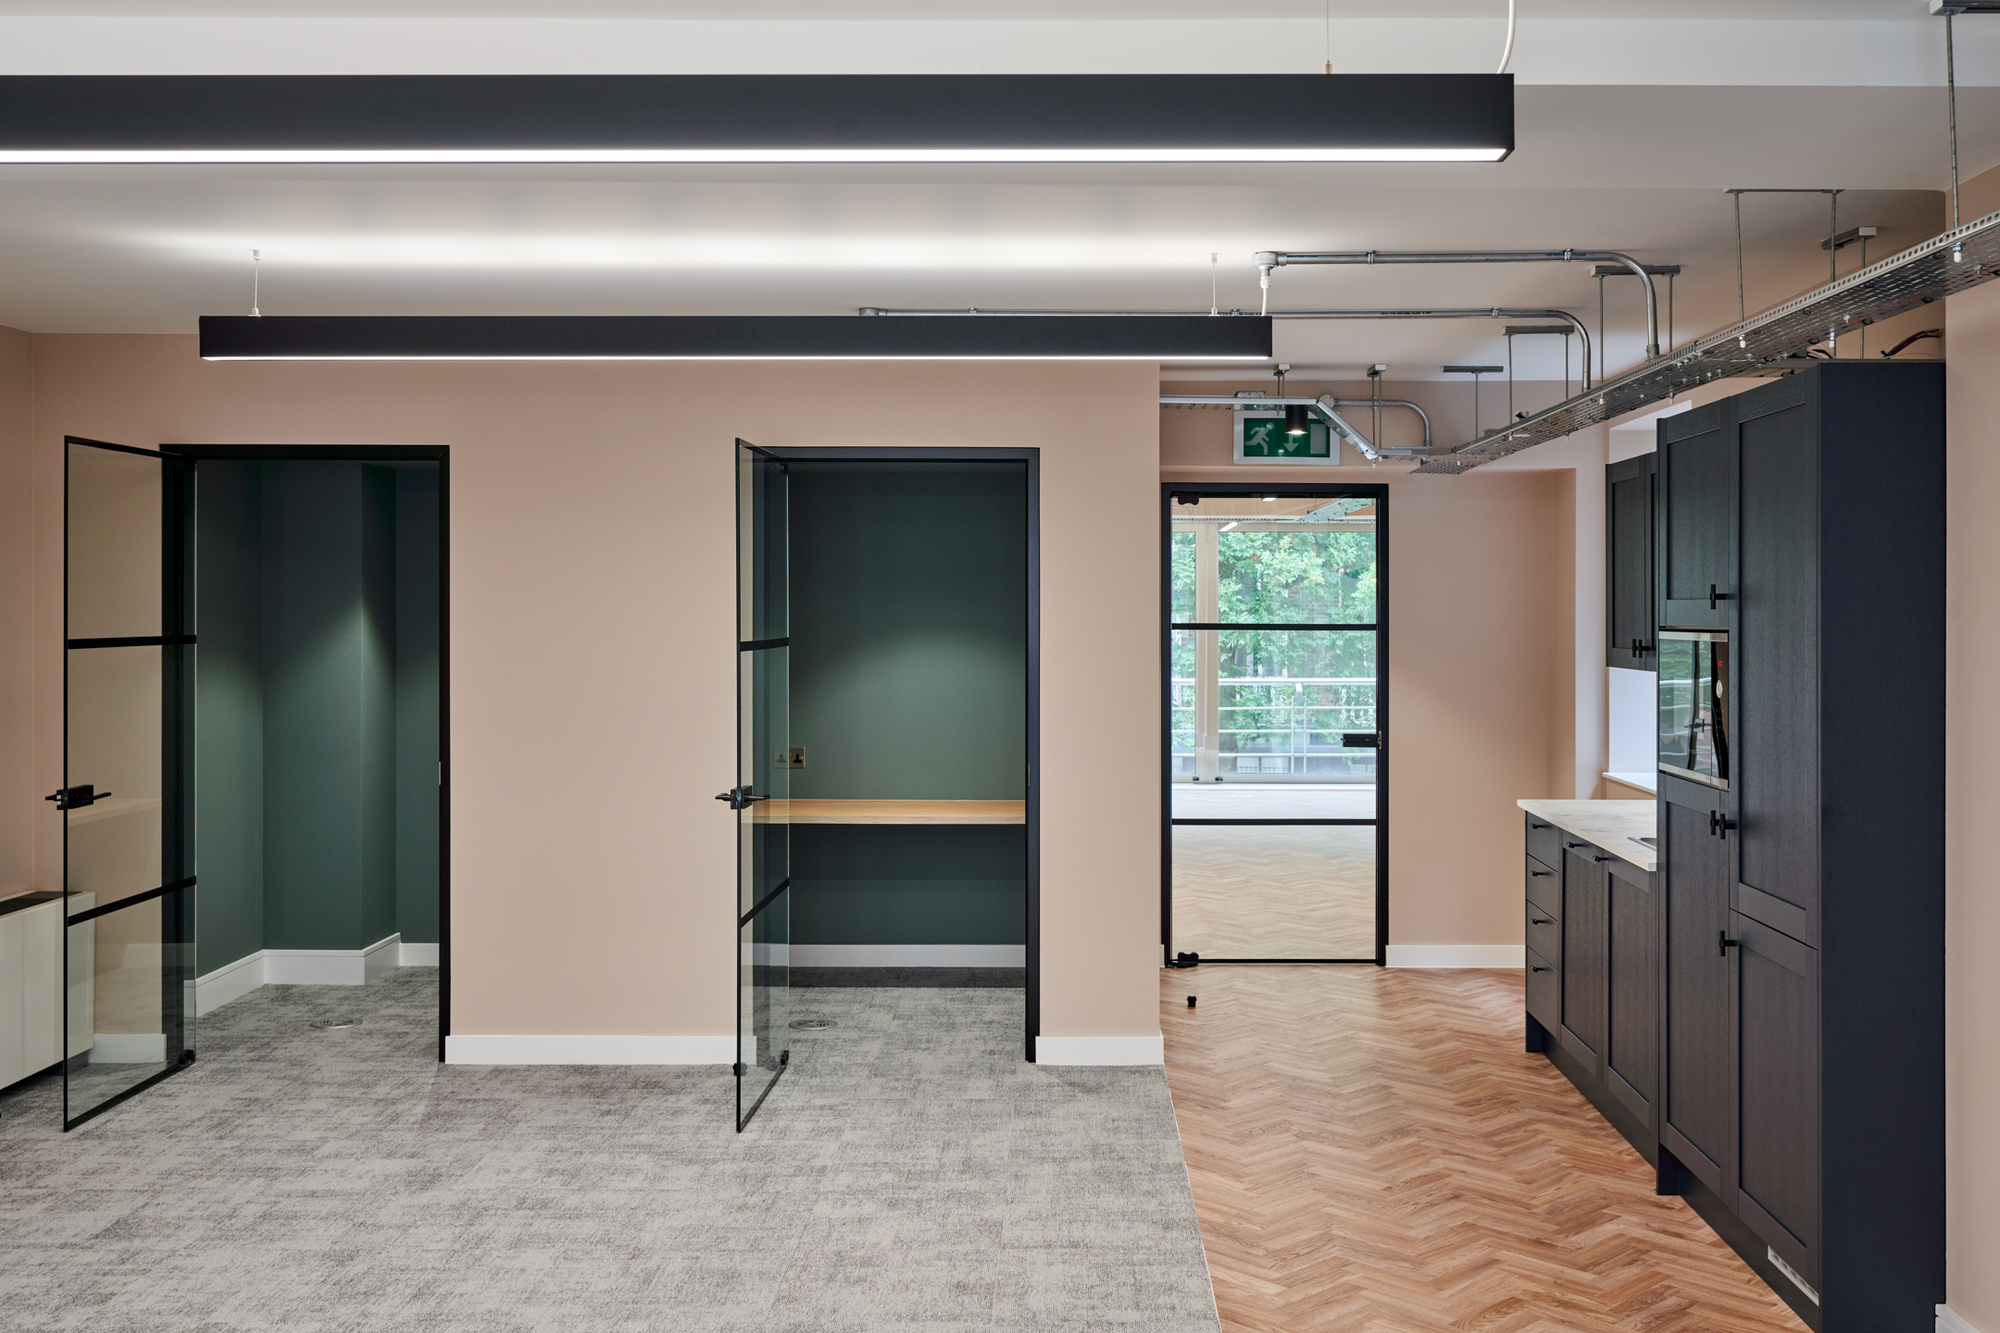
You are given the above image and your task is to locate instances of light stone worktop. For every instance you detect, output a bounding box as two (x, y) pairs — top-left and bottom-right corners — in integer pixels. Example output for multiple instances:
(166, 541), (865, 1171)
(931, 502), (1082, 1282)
(1517, 799), (1658, 872)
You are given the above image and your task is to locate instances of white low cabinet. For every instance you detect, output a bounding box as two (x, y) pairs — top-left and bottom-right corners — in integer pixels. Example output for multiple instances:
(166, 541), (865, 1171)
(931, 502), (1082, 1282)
(0, 894), (87, 1089)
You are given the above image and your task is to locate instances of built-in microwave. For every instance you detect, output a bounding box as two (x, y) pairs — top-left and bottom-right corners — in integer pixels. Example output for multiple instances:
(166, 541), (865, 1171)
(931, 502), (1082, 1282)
(1658, 629), (1729, 789)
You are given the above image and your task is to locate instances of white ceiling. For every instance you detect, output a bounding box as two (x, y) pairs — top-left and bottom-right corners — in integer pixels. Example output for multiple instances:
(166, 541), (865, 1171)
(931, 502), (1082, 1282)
(0, 4), (1990, 384)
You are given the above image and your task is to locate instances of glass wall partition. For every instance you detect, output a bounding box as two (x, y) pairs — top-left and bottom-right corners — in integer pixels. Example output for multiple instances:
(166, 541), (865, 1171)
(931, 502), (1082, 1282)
(1165, 488), (1385, 964)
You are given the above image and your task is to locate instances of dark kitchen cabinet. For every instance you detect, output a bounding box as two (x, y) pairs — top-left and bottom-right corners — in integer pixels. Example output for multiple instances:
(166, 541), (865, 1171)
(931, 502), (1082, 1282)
(1606, 452), (1657, 668)
(1660, 795), (1732, 1194)
(1532, 363), (1944, 1333)
(1558, 841), (1608, 1073)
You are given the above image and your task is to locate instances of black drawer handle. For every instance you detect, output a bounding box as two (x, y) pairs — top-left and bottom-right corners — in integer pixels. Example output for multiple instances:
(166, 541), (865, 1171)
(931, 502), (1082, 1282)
(1592, 854), (1613, 863)
(1529, 821), (1550, 829)
(1529, 869), (1552, 877)
(1530, 915), (1553, 925)
(1565, 841), (1588, 849)
(1530, 965), (1553, 973)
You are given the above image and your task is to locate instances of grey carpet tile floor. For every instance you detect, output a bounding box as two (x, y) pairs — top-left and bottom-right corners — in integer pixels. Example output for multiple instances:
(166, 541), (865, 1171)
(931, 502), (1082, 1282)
(0, 971), (1219, 1333)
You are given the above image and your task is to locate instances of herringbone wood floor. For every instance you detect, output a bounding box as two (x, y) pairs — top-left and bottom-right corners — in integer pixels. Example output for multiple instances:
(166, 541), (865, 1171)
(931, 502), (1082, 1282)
(1161, 966), (1810, 1333)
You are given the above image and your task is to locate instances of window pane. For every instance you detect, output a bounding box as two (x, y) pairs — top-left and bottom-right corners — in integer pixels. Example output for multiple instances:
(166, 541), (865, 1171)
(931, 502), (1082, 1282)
(1217, 630), (1375, 778)
(1170, 529), (1196, 621)
(1217, 528), (1376, 624)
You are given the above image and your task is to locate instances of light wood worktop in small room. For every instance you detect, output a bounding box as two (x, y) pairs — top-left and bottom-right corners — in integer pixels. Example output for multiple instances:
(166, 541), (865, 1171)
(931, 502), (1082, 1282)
(754, 799), (1026, 825)
(1516, 798), (1656, 871)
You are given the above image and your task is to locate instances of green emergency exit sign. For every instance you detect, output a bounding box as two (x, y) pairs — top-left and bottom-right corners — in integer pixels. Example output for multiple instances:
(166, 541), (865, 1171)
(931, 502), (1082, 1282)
(1236, 411), (1334, 463)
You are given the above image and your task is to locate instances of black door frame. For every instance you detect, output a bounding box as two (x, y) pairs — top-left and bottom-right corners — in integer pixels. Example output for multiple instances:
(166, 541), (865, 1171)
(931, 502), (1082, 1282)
(762, 446), (1041, 1061)
(161, 444), (452, 1062)
(1160, 480), (1389, 966)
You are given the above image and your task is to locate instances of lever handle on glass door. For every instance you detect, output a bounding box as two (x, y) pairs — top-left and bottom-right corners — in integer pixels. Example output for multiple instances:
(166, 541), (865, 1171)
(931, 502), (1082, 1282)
(45, 785), (108, 810)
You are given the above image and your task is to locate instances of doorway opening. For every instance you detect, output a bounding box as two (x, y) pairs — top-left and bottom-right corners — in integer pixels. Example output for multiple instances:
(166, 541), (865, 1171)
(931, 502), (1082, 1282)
(176, 446), (448, 1063)
(734, 446), (1037, 1129)
(1161, 484), (1386, 966)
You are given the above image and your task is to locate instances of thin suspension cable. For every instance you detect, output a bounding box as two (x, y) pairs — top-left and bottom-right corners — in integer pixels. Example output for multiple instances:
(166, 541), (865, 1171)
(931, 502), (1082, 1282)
(1324, 0), (1332, 74)
(1949, 13), (1961, 229)
(1209, 252), (1218, 316)
(250, 249), (260, 317)
(1496, 0), (1516, 75)
(1735, 193), (1745, 323)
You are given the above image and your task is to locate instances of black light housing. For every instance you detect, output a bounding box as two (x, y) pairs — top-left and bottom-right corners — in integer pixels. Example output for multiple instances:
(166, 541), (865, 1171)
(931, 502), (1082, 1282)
(196, 314), (1275, 362)
(0, 74), (1513, 163)
(1285, 403), (1313, 436)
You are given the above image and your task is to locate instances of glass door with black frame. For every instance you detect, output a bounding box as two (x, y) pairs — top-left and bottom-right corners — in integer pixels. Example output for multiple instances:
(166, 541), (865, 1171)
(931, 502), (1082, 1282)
(731, 441), (791, 1131)
(60, 437), (196, 1129)
(1167, 490), (1384, 964)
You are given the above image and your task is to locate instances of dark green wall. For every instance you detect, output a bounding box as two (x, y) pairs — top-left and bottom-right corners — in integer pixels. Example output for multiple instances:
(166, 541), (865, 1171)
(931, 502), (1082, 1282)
(788, 462), (1027, 800)
(394, 467), (441, 945)
(194, 460), (441, 971)
(192, 462), (265, 968)
(785, 462), (1028, 949)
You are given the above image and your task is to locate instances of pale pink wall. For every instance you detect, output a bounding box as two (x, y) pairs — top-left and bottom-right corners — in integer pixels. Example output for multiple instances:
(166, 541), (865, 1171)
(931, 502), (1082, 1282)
(1945, 268), (2000, 1331)
(0, 325), (31, 899)
(24, 337), (1163, 1044)
(1162, 377), (1566, 953)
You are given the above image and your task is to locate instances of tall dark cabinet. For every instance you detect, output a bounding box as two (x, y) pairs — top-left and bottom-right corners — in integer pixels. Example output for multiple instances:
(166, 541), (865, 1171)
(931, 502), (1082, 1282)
(1605, 451), (1657, 669)
(1652, 361), (1945, 1331)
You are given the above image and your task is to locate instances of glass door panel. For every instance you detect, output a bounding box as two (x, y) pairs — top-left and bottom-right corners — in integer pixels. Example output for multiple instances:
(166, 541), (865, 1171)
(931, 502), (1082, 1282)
(735, 442), (790, 1131)
(62, 438), (194, 1129)
(1171, 824), (1377, 962)
(1167, 489), (1384, 964)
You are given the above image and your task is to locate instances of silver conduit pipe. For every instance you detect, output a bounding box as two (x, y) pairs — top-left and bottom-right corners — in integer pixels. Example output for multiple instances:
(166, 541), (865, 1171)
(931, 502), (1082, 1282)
(1155, 394), (1433, 460)
(859, 304), (1593, 388)
(1252, 249), (1660, 360)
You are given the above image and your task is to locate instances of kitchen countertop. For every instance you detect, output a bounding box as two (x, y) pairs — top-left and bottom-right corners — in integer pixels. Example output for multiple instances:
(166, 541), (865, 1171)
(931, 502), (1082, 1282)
(1517, 799), (1657, 872)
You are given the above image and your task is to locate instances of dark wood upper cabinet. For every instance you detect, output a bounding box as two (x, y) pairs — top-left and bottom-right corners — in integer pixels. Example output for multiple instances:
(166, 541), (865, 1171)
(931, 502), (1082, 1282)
(1606, 452), (1657, 669)
(1657, 404), (1736, 630)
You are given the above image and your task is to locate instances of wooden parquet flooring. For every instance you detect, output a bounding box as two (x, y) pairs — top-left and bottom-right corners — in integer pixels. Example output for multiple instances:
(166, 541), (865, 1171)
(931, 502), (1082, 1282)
(1160, 966), (1809, 1333)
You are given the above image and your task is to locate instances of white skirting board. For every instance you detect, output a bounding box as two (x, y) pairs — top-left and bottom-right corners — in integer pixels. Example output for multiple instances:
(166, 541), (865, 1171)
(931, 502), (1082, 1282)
(194, 934), (443, 1015)
(89, 1033), (167, 1063)
(789, 944), (1026, 967)
(1034, 1035), (1165, 1066)
(1385, 945), (1526, 968)
(1939, 1305), (1986, 1333)
(444, 1034), (735, 1066)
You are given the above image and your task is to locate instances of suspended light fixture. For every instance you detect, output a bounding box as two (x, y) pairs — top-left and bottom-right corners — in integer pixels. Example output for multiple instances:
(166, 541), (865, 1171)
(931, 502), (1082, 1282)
(1284, 403), (1313, 435)
(0, 74), (1512, 164)
(197, 314), (1274, 362)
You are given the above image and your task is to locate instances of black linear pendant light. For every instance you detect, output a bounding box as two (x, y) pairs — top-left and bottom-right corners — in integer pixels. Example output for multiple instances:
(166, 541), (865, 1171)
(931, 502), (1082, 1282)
(196, 314), (1276, 362)
(0, 74), (1512, 164)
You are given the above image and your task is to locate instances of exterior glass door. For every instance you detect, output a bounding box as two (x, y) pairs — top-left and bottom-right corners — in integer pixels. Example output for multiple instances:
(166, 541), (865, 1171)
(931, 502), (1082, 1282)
(60, 437), (196, 1128)
(1166, 488), (1386, 964)
(730, 441), (791, 1130)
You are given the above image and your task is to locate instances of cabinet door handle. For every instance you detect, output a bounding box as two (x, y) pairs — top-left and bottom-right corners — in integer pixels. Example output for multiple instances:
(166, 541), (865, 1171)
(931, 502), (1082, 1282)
(1530, 965), (1553, 973)
(1718, 930), (1737, 956)
(1708, 810), (1736, 839)
(1592, 854), (1613, 863)
(1709, 583), (1733, 609)
(1529, 821), (1550, 829)
(1530, 916), (1553, 925)
(1529, 869), (1553, 877)
(1565, 840), (1588, 849)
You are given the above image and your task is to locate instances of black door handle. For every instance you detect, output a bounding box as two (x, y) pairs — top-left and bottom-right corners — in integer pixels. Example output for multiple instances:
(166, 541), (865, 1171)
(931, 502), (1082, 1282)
(714, 787), (770, 811)
(1592, 854), (1613, 863)
(45, 785), (108, 811)
(1529, 869), (1553, 877)
(1565, 841), (1588, 849)
(1709, 583), (1732, 609)
(1718, 930), (1737, 956)
(1530, 965), (1553, 973)
(1530, 916), (1553, 925)
(1708, 809), (1736, 838)
(1529, 821), (1550, 830)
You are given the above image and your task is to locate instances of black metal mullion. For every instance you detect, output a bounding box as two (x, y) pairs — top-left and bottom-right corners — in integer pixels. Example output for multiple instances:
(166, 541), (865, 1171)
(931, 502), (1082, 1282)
(737, 875), (792, 929)
(63, 877), (196, 926)
(1171, 622), (1376, 632)
(66, 634), (197, 649)
(738, 636), (790, 652)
